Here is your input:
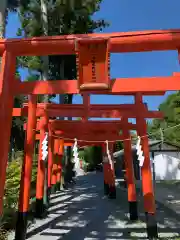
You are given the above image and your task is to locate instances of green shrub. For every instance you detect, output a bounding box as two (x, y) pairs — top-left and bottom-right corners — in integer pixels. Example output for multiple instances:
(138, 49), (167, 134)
(0, 225), (7, 240)
(31, 154), (38, 183)
(2, 153), (38, 230)
(4, 158), (22, 210)
(78, 146), (103, 171)
(1, 158), (22, 230)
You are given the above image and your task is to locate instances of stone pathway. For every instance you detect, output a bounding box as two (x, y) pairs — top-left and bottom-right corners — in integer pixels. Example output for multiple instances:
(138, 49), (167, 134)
(154, 182), (180, 215)
(9, 173), (180, 239)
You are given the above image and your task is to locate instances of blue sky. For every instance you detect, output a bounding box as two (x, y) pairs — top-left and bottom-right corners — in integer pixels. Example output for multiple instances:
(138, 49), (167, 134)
(6, 0), (180, 114)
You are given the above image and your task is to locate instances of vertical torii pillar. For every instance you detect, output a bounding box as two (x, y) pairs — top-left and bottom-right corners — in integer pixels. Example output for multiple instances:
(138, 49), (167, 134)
(56, 139), (64, 191)
(102, 144), (110, 195)
(108, 143), (116, 199)
(35, 114), (49, 218)
(51, 138), (59, 193)
(102, 143), (116, 199)
(122, 117), (138, 221)
(15, 95), (37, 240)
(135, 93), (158, 239)
(56, 163), (62, 191)
(0, 51), (16, 215)
(51, 163), (58, 193)
(47, 126), (54, 204)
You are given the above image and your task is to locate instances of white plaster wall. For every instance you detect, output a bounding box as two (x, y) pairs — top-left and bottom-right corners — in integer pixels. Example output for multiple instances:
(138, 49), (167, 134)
(153, 152), (180, 180)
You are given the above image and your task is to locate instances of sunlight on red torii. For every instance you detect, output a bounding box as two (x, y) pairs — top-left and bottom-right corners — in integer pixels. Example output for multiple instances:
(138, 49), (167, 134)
(1, 29), (180, 239)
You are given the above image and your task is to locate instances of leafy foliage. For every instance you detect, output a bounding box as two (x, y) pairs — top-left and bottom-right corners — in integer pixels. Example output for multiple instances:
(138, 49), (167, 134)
(2, 157), (22, 230)
(4, 153), (37, 209)
(0, 226), (7, 240)
(31, 154), (38, 183)
(148, 91), (180, 144)
(10, 96), (25, 153)
(7, 0), (27, 11)
(2, 153), (37, 230)
(115, 141), (123, 152)
(78, 146), (102, 171)
(16, 0), (108, 180)
(17, 0), (108, 101)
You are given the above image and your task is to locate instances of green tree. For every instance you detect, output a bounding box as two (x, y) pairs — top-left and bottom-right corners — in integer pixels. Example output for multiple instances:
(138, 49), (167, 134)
(17, 0), (108, 104)
(0, 1), (28, 152)
(0, 0), (7, 38)
(148, 91), (180, 144)
(17, 0), (108, 94)
(17, 0), (108, 182)
(115, 141), (123, 152)
(78, 145), (103, 171)
(0, 0), (26, 38)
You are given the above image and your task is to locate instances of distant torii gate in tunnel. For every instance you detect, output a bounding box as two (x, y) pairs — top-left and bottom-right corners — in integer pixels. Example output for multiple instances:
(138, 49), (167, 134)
(23, 115), (135, 210)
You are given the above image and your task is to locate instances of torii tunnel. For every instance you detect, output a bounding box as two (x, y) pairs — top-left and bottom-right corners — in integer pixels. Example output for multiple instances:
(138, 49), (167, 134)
(0, 29), (180, 239)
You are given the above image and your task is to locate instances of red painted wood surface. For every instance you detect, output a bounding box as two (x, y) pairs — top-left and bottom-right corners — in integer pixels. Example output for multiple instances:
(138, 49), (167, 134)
(13, 103), (164, 119)
(122, 118), (137, 203)
(0, 51), (16, 215)
(1, 29), (180, 56)
(48, 129), (54, 188)
(0, 27), (176, 217)
(12, 76), (180, 94)
(18, 95), (37, 212)
(36, 115), (49, 200)
(135, 94), (156, 214)
(76, 38), (110, 90)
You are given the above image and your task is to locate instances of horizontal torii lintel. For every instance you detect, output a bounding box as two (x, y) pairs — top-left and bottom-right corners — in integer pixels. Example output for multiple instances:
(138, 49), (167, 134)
(13, 77), (176, 95)
(24, 120), (136, 131)
(22, 103), (147, 110)
(13, 106), (164, 119)
(111, 76), (180, 92)
(42, 120), (136, 131)
(2, 29), (180, 56)
(13, 104), (148, 118)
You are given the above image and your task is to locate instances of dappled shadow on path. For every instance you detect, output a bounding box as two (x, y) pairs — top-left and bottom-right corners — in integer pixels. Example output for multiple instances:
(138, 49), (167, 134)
(26, 173), (180, 240)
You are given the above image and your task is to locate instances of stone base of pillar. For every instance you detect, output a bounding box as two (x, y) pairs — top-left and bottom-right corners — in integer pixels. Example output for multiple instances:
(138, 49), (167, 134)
(129, 201), (138, 220)
(47, 187), (51, 206)
(51, 184), (57, 194)
(34, 198), (48, 219)
(15, 212), (28, 240)
(145, 212), (158, 239)
(108, 185), (116, 199)
(104, 182), (109, 195)
(56, 182), (61, 191)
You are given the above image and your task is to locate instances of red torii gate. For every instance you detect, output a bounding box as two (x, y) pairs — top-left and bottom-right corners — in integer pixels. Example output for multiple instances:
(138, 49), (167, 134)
(14, 99), (163, 217)
(0, 29), (179, 239)
(15, 99), (163, 238)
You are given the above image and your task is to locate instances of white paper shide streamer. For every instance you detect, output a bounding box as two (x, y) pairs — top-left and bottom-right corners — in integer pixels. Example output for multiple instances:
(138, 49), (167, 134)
(105, 140), (113, 170)
(72, 138), (80, 169)
(41, 132), (48, 161)
(136, 136), (145, 167)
